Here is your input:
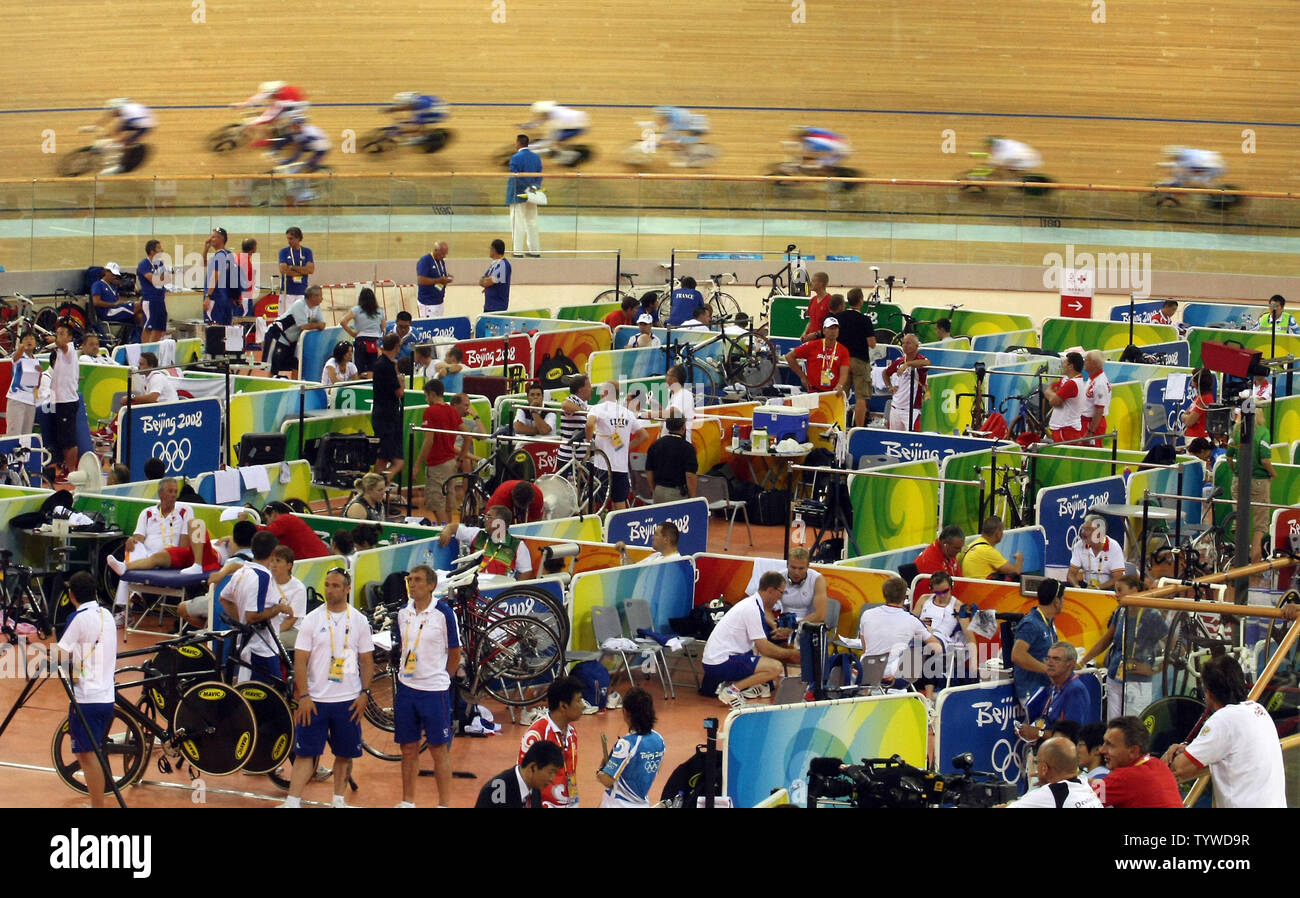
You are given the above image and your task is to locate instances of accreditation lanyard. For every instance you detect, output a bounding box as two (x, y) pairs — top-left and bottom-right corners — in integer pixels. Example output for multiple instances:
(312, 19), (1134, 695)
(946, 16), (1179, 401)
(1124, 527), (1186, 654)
(77, 606), (105, 679)
(327, 610), (351, 682)
(402, 607), (430, 674)
(1115, 608), (1145, 682)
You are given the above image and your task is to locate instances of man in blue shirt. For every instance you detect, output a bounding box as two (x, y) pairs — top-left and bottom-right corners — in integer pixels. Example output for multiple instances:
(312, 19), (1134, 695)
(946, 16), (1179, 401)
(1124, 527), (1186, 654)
(91, 262), (136, 329)
(387, 311), (419, 358)
(416, 241), (453, 317)
(507, 134), (543, 258)
(1010, 577), (1063, 704)
(1019, 641), (1095, 743)
(479, 239), (511, 313)
(667, 276), (704, 327)
(279, 226), (315, 302)
(137, 240), (168, 342)
(203, 228), (241, 326)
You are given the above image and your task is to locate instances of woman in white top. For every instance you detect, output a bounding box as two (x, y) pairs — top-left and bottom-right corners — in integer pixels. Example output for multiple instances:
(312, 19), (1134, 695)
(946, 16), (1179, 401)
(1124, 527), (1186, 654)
(322, 341), (358, 408)
(339, 286), (387, 378)
(5, 332), (41, 435)
(911, 571), (975, 694)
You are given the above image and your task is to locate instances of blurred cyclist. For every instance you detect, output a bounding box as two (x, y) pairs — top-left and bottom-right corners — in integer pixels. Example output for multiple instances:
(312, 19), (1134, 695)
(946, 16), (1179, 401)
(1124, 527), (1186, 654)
(87, 98), (156, 175)
(984, 136), (1043, 177)
(526, 101), (590, 147)
(791, 126), (850, 171)
(232, 81), (308, 147)
(274, 109), (332, 203)
(1158, 146), (1226, 188)
(385, 92), (450, 143)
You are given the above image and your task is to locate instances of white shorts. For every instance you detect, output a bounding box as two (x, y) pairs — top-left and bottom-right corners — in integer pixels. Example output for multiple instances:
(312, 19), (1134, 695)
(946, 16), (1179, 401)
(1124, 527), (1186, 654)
(600, 791), (649, 809)
(888, 406), (920, 431)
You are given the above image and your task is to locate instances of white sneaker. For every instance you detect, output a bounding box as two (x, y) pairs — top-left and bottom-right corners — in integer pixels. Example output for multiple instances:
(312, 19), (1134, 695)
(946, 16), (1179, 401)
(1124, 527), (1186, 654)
(522, 705), (548, 726)
(331, 795), (352, 808)
(581, 699), (600, 715)
(312, 765), (332, 782)
(717, 684), (747, 708)
(394, 800), (415, 808)
(740, 684), (771, 700)
(605, 690), (622, 710)
(113, 610), (126, 628)
(107, 556), (126, 576)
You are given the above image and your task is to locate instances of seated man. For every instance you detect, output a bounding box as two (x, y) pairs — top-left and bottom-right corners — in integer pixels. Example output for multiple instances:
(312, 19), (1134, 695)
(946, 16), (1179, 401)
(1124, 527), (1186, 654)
(114, 477), (196, 625)
(699, 571), (800, 708)
(859, 576), (942, 685)
(775, 546), (827, 627)
(488, 479), (545, 524)
(134, 352), (178, 404)
(91, 262), (137, 328)
(438, 505), (532, 578)
(914, 524), (964, 578)
(1006, 736), (1102, 808)
(107, 517), (220, 576)
(178, 518), (257, 628)
(615, 521), (681, 565)
(1017, 641), (1095, 745)
(1066, 515), (1125, 590)
(957, 515), (1023, 581)
(1076, 722), (1109, 781)
(512, 383), (556, 438)
(677, 305), (712, 332)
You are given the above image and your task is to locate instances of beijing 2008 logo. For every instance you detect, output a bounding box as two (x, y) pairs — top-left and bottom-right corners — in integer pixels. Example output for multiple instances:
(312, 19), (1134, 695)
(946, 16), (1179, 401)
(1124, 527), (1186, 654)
(152, 439), (193, 470)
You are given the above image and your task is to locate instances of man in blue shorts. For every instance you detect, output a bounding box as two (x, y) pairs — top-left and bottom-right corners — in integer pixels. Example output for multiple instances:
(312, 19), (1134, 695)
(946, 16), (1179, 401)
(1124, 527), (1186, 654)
(281, 567), (375, 808)
(699, 571), (801, 707)
(393, 564), (461, 807)
(57, 571), (118, 807)
(203, 228), (241, 326)
(137, 240), (169, 342)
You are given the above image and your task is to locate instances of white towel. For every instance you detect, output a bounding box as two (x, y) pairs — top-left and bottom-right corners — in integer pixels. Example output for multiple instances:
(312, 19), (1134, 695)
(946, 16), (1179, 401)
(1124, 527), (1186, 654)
(743, 557), (789, 594)
(870, 365), (887, 392)
(213, 468), (242, 504)
(240, 465), (271, 493)
(157, 338), (177, 368)
(601, 637), (639, 652)
(123, 344), (142, 367)
(279, 462), (291, 484)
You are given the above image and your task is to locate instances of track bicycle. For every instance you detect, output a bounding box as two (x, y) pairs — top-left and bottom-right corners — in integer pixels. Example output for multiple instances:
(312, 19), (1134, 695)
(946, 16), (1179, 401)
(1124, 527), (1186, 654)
(51, 630), (266, 794)
(0, 550), (57, 644)
(591, 270), (671, 310)
(493, 127), (593, 169)
(1149, 163), (1245, 211)
(666, 318), (779, 400)
(861, 268), (908, 344)
(359, 120), (455, 156)
(441, 438), (539, 526)
(956, 151), (1055, 197)
(0, 293), (65, 356)
(983, 458), (1034, 529)
(57, 127), (151, 178)
(754, 244), (809, 328)
(766, 142), (863, 192)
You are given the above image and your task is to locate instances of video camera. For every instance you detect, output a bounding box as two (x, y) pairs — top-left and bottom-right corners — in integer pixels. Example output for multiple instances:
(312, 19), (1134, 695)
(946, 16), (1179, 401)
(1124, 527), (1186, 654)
(806, 753), (1017, 809)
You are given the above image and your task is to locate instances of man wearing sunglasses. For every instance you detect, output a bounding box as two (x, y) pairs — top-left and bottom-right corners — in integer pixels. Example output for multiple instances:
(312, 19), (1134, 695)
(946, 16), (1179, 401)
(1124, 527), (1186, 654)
(1018, 640), (1095, 745)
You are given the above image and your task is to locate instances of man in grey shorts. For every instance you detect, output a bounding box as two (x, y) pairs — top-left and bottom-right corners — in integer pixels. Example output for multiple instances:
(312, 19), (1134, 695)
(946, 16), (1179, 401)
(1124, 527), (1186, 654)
(418, 379), (468, 523)
(834, 289), (878, 428)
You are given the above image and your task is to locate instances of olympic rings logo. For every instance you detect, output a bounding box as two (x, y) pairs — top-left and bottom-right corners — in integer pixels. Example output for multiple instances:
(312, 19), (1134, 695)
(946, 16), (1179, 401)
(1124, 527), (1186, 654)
(151, 439), (193, 471)
(989, 738), (1025, 785)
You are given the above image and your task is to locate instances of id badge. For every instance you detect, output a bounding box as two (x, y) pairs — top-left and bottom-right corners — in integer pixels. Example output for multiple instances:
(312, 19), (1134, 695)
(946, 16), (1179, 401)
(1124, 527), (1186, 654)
(610, 430), (623, 449)
(567, 772), (579, 805)
(328, 656), (346, 682)
(820, 364), (834, 386)
(403, 651), (417, 675)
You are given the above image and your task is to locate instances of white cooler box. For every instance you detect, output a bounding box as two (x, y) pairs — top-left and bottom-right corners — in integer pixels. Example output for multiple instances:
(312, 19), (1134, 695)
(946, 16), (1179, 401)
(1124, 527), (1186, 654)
(752, 405), (809, 442)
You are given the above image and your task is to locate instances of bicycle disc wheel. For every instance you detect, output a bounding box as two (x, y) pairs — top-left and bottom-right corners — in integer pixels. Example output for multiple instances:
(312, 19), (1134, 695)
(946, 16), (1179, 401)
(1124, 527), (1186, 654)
(206, 123), (245, 153)
(474, 615), (564, 707)
(146, 642), (218, 721)
(171, 680), (256, 776)
(234, 683), (294, 774)
(51, 706), (149, 795)
(360, 128), (396, 154)
(483, 585), (570, 646)
(421, 128), (453, 153)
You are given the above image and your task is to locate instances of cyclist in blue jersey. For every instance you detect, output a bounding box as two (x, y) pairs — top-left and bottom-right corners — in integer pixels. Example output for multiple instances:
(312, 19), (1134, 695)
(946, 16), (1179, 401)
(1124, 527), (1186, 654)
(386, 92), (450, 143)
(793, 126), (850, 171)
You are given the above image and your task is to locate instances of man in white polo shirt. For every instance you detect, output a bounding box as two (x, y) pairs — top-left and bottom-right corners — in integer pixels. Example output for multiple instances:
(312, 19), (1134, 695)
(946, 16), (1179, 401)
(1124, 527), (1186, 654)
(393, 565), (461, 808)
(56, 571), (118, 808)
(1046, 351), (1087, 444)
(1006, 736), (1104, 808)
(1081, 350), (1112, 448)
(50, 321), (81, 476)
(114, 477), (195, 625)
(281, 567), (374, 808)
(1066, 515), (1125, 590)
(1163, 654), (1286, 808)
(700, 571), (801, 708)
(587, 381), (645, 510)
(858, 576), (942, 683)
(219, 531), (290, 684)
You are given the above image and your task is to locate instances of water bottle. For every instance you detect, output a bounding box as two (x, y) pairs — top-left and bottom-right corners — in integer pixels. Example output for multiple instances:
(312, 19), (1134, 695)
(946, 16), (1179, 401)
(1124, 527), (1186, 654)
(730, 424), (740, 452)
(792, 512), (806, 546)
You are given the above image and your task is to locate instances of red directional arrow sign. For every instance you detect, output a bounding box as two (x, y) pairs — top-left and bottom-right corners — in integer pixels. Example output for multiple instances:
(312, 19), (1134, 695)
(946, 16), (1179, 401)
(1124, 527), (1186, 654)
(1060, 295), (1092, 319)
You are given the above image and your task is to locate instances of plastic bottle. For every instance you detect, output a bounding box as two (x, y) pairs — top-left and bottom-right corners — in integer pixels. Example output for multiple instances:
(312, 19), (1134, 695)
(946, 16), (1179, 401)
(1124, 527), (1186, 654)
(792, 512), (806, 546)
(730, 424), (740, 452)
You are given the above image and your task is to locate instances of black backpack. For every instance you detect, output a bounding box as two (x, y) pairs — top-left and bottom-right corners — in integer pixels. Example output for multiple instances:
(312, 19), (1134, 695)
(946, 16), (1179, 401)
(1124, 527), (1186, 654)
(658, 743), (723, 808)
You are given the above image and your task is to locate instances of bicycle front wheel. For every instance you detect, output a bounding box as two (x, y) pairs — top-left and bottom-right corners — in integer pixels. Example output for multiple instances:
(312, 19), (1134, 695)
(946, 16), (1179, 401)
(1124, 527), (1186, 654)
(578, 452), (612, 516)
(482, 585), (571, 646)
(710, 291), (741, 322)
(724, 330), (778, 390)
(51, 705), (149, 795)
(593, 289), (634, 306)
(171, 680), (256, 776)
(474, 615), (565, 707)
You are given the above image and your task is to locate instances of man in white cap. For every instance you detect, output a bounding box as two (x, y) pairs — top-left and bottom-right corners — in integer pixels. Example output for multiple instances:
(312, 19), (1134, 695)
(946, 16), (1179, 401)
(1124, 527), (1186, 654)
(91, 262), (138, 328)
(784, 316), (849, 395)
(627, 313), (661, 349)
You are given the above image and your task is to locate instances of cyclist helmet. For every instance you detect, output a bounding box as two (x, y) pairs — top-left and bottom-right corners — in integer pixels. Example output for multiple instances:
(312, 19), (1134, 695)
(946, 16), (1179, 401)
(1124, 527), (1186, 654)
(393, 91), (417, 104)
(259, 81), (286, 95)
(531, 100), (555, 116)
(106, 98), (130, 111)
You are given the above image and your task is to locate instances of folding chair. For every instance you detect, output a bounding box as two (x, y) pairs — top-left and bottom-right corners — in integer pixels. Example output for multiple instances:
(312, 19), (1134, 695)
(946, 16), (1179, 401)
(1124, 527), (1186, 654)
(626, 597), (698, 697)
(697, 473), (752, 550)
(1144, 402), (1178, 447)
(629, 468), (655, 508)
(590, 605), (639, 687)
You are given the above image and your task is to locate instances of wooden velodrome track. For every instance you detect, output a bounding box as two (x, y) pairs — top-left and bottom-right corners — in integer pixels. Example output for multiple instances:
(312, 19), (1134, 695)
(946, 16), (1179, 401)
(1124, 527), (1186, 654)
(2, 0), (1299, 273)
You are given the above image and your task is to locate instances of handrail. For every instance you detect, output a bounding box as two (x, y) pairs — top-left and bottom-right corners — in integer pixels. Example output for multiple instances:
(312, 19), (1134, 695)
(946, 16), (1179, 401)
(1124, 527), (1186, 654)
(5, 170), (1296, 199)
